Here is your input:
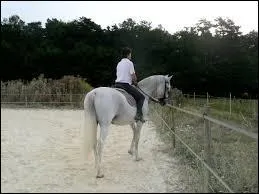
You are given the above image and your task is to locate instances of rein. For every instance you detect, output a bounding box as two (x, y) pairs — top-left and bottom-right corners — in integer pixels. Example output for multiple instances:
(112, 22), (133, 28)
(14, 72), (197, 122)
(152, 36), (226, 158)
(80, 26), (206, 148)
(136, 85), (160, 103)
(136, 80), (167, 105)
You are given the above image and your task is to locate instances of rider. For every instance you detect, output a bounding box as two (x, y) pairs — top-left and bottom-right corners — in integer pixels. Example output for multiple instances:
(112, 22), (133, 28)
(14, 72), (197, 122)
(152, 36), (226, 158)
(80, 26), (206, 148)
(115, 47), (145, 122)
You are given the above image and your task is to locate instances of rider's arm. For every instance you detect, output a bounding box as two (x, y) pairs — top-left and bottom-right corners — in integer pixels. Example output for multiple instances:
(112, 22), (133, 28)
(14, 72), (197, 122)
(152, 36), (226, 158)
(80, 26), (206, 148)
(132, 73), (138, 86)
(129, 62), (138, 86)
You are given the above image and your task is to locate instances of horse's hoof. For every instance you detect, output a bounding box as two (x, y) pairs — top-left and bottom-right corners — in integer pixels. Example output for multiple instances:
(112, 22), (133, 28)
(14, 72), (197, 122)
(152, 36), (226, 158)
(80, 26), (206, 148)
(128, 150), (133, 155)
(96, 174), (104, 178)
(135, 157), (142, 161)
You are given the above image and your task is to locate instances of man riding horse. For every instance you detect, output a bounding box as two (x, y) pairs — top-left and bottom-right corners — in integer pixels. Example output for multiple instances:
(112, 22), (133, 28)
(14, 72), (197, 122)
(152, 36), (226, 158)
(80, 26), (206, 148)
(83, 48), (173, 178)
(114, 47), (145, 122)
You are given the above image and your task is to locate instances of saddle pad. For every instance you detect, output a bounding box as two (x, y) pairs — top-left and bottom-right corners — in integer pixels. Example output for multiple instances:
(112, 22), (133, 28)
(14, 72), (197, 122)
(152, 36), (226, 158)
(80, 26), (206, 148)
(114, 88), (136, 107)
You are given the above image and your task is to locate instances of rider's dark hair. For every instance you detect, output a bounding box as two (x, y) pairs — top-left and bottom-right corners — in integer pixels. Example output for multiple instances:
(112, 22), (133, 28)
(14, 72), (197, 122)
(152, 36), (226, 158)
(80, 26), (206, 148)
(121, 47), (132, 58)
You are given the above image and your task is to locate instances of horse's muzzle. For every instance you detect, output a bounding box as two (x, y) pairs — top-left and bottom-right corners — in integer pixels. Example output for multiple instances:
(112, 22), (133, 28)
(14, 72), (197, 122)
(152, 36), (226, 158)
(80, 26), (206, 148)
(159, 98), (167, 106)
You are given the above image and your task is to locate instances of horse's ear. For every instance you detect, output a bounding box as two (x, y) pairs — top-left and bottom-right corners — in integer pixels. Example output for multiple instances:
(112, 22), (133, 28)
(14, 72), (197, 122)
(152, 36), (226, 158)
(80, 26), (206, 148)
(168, 75), (173, 80)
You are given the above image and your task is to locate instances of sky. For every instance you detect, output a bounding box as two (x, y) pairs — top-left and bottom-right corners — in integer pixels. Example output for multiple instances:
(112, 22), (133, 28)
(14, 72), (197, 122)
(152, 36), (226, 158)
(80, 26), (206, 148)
(1, 1), (258, 34)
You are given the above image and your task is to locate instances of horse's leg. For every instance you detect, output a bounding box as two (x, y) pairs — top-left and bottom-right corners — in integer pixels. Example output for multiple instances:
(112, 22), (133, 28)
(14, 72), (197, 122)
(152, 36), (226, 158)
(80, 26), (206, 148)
(142, 100), (149, 121)
(93, 141), (98, 168)
(96, 123), (109, 178)
(128, 123), (136, 155)
(134, 121), (143, 161)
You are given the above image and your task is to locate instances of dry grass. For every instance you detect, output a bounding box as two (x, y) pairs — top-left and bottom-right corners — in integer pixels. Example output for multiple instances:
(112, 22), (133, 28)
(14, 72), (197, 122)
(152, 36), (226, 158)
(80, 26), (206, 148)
(182, 96), (258, 129)
(149, 102), (258, 193)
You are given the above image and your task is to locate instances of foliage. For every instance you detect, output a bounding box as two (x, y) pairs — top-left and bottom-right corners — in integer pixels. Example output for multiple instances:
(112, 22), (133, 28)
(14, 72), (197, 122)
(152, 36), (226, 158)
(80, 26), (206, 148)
(1, 15), (258, 97)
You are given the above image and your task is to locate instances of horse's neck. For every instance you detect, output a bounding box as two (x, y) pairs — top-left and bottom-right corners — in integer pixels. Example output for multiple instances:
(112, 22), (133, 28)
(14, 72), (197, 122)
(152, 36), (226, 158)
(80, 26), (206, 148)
(138, 76), (158, 98)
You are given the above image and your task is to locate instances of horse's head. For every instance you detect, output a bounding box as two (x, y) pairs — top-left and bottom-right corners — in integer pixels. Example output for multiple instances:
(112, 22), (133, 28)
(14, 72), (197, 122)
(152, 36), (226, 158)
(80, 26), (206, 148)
(138, 74), (173, 105)
(157, 75), (173, 105)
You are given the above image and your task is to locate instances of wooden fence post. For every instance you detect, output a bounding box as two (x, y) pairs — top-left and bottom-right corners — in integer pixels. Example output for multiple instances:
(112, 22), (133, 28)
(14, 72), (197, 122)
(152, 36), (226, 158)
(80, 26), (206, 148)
(253, 100), (257, 119)
(164, 108), (165, 131)
(171, 108), (176, 149)
(256, 138), (258, 192)
(204, 105), (212, 193)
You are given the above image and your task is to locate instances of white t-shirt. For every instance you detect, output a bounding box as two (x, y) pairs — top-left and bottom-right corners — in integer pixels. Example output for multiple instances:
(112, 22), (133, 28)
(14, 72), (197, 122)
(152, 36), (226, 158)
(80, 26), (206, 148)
(115, 58), (135, 84)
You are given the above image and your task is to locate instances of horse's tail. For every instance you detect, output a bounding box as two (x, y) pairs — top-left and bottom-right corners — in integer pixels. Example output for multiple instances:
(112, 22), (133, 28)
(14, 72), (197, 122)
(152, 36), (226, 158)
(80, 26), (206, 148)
(83, 90), (98, 160)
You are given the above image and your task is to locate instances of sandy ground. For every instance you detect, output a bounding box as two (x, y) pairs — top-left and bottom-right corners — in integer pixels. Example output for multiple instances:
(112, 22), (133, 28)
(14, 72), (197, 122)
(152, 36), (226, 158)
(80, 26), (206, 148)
(1, 108), (185, 193)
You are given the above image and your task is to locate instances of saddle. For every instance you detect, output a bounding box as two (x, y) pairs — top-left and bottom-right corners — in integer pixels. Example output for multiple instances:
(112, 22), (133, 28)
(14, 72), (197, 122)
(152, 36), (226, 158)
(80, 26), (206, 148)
(112, 87), (136, 107)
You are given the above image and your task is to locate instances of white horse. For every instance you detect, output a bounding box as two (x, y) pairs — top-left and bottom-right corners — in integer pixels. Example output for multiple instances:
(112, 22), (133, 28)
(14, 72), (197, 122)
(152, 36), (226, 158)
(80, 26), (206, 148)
(83, 74), (172, 178)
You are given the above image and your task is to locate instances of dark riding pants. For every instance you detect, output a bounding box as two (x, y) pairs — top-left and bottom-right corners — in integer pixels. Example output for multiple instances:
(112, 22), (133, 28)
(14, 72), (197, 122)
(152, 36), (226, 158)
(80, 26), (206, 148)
(115, 82), (145, 116)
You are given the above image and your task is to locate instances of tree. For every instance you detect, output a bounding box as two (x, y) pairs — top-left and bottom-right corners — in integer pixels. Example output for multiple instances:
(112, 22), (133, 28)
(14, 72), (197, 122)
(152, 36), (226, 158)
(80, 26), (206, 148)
(1, 15), (258, 97)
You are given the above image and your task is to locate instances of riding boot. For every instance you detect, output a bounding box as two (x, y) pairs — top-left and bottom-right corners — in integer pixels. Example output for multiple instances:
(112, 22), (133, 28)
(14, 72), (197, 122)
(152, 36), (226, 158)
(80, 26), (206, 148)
(134, 111), (145, 123)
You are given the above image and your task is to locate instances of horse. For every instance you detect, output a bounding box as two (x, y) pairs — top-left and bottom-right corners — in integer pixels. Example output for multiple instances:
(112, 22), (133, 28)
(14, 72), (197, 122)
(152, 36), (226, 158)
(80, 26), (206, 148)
(83, 74), (173, 178)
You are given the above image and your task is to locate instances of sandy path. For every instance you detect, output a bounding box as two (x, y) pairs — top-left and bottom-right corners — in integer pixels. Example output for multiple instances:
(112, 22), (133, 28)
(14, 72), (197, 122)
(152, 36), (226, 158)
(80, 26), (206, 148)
(1, 108), (184, 193)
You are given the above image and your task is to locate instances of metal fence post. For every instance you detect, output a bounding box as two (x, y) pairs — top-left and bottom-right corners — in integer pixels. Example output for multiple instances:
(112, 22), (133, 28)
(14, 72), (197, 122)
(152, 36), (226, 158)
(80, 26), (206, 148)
(204, 105), (212, 193)
(194, 92), (196, 105)
(25, 93), (28, 107)
(70, 92), (72, 105)
(229, 92), (232, 115)
(207, 92), (209, 105)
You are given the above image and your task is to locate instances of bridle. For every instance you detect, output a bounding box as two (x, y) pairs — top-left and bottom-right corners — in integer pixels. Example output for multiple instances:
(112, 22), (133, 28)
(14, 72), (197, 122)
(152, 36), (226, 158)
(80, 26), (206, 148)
(136, 79), (169, 106)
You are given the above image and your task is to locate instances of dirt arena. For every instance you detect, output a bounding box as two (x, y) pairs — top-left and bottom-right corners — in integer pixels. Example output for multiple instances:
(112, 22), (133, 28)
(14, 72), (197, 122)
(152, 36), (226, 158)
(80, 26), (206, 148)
(1, 108), (185, 192)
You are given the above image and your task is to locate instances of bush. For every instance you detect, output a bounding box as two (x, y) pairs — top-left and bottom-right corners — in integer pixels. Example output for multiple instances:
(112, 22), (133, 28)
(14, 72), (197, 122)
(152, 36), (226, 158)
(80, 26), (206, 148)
(1, 74), (93, 108)
(170, 88), (184, 106)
